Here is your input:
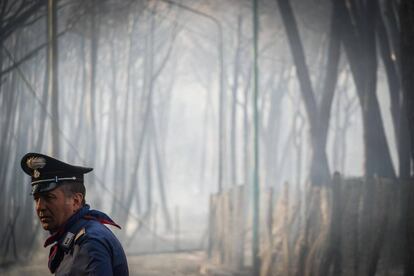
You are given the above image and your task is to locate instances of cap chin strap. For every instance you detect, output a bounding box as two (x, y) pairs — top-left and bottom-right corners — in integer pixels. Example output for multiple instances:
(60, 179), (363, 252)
(31, 176), (77, 185)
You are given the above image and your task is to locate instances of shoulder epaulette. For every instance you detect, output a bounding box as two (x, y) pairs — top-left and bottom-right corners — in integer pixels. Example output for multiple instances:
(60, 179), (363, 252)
(75, 228), (86, 242)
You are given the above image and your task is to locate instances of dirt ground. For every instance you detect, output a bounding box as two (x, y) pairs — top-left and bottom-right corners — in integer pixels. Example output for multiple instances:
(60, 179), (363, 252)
(128, 251), (206, 276)
(1, 251), (249, 276)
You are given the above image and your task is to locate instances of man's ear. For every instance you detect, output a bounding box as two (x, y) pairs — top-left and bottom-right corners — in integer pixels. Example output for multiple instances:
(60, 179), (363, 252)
(73, 193), (84, 209)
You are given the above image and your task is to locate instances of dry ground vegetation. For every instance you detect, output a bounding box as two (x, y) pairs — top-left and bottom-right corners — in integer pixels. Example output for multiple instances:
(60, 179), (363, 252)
(1, 250), (251, 276)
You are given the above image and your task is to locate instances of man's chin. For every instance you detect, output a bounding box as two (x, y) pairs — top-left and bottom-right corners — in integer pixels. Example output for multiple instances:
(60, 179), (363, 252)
(41, 222), (56, 232)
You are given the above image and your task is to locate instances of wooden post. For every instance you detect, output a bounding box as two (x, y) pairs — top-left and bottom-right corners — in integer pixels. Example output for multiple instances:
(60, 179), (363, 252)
(174, 205), (180, 251)
(208, 195), (214, 258)
(266, 187), (274, 240)
(219, 193), (225, 263)
(234, 185), (245, 269)
(318, 172), (342, 276)
(152, 204), (158, 252)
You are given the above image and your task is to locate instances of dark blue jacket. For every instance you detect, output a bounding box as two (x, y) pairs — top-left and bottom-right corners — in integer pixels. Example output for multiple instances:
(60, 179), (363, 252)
(45, 205), (129, 276)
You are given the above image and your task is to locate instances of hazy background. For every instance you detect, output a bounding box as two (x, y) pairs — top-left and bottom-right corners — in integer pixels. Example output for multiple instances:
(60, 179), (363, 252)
(1, 0), (411, 275)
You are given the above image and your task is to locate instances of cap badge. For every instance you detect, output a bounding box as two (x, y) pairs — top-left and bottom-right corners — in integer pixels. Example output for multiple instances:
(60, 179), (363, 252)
(26, 157), (46, 178)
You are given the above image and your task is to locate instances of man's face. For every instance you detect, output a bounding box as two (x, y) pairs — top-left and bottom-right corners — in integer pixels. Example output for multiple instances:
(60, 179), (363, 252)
(34, 186), (78, 232)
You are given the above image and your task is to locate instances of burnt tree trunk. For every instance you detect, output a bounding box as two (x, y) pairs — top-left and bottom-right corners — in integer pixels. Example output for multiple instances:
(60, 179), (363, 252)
(377, 8), (411, 178)
(400, 0), (414, 170)
(400, 0), (414, 275)
(339, 0), (396, 178)
(277, 0), (342, 185)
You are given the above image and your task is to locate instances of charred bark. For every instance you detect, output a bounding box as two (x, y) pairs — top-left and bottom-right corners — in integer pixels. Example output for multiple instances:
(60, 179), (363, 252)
(339, 0), (396, 178)
(400, 0), (414, 275)
(277, 0), (342, 185)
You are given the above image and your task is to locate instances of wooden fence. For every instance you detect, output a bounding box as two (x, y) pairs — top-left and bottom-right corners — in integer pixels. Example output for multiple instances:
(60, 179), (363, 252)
(207, 173), (411, 276)
(208, 185), (246, 269)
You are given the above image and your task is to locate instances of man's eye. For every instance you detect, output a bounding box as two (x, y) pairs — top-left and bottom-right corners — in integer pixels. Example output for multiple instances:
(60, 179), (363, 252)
(46, 195), (56, 200)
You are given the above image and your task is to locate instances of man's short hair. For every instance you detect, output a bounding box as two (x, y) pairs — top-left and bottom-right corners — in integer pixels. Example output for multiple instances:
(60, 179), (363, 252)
(60, 181), (86, 205)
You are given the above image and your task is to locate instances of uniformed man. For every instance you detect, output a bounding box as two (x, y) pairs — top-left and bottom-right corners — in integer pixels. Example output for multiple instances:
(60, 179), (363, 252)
(21, 152), (129, 275)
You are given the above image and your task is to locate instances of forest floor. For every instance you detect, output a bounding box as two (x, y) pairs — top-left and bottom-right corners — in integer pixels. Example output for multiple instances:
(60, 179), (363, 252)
(1, 250), (251, 276)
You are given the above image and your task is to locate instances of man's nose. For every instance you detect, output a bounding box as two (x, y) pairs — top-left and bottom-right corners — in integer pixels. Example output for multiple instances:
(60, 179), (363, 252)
(36, 198), (46, 211)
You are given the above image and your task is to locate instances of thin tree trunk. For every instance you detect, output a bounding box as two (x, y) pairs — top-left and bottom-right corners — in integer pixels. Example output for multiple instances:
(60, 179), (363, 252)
(109, 38), (121, 216)
(265, 68), (285, 188)
(124, 7), (157, 225)
(88, 1), (99, 206)
(149, 110), (172, 231)
(242, 66), (252, 189)
(146, 138), (153, 213)
(198, 79), (213, 193)
(47, 0), (59, 156)
(118, 14), (136, 218)
(230, 15), (242, 187)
